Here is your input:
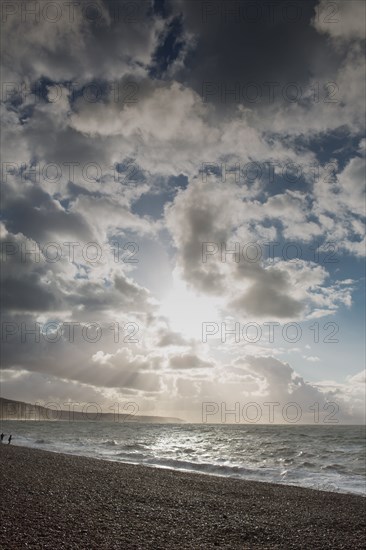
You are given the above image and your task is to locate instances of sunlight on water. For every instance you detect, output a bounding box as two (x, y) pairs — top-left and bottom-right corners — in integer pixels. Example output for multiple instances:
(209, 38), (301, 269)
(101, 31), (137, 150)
(2, 421), (365, 496)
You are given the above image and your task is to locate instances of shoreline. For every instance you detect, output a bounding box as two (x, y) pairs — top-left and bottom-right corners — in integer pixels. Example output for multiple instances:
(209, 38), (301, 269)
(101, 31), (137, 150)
(1, 445), (365, 549)
(5, 440), (366, 498)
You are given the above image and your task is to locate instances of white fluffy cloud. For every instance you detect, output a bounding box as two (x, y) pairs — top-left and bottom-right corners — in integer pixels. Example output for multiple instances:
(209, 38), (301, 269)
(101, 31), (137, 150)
(165, 177), (355, 320)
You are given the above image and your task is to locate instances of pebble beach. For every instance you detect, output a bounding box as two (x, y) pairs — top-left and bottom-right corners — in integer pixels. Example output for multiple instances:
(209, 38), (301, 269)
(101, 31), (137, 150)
(0, 445), (365, 549)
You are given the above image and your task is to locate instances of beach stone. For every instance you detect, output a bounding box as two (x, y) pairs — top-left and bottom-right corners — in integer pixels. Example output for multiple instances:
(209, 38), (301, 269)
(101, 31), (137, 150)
(0, 445), (365, 549)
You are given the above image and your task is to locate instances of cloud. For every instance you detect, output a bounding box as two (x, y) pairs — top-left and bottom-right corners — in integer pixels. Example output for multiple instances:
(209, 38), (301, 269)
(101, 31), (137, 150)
(312, 145), (366, 255)
(165, 178), (354, 320)
(1, 225), (156, 316)
(223, 356), (365, 423)
(156, 327), (190, 347)
(1, 1), (162, 83)
(313, 0), (366, 42)
(169, 353), (214, 370)
(0, 369), (112, 407)
(314, 369), (366, 423)
(174, 0), (331, 109)
(0, 0), (364, 422)
(2, 183), (92, 243)
(230, 282), (304, 319)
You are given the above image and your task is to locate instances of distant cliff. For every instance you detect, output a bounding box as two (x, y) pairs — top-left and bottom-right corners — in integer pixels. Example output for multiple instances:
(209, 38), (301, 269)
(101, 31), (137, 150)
(0, 397), (185, 423)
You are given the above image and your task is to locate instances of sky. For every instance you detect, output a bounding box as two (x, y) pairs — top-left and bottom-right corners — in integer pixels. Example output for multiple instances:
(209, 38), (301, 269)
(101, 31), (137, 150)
(0, 0), (365, 423)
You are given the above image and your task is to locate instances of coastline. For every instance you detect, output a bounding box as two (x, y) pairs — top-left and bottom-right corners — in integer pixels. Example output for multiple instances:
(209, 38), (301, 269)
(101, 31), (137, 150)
(1, 445), (365, 549)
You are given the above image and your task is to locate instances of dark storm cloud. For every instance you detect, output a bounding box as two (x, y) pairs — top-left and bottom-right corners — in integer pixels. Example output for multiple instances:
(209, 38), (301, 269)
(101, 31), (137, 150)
(0, 231), (66, 313)
(1, 276), (58, 312)
(170, 0), (342, 111)
(2, 184), (91, 243)
(0, 227), (156, 316)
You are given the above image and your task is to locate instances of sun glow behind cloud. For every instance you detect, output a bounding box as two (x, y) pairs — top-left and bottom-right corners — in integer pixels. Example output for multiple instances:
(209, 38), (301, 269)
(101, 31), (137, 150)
(160, 275), (220, 339)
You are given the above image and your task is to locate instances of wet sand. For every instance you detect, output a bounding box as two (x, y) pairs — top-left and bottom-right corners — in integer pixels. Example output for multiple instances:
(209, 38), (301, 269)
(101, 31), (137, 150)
(0, 445), (365, 549)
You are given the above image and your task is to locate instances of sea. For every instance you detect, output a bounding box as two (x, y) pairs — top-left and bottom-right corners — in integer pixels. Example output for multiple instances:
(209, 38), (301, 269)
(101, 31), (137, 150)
(1, 421), (365, 496)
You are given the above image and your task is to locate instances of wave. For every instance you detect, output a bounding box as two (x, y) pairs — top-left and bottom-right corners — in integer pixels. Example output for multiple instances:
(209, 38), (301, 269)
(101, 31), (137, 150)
(301, 461), (317, 468)
(4, 421), (365, 496)
(144, 457), (256, 478)
(122, 443), (146, 451)
(322, 464), (347, 472)
(102, 440), (118, 446)
(115, 451), (146, 460)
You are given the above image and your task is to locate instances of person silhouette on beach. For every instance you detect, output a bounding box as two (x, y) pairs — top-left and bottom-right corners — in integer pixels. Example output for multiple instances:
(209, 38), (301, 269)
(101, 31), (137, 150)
(0, 433), (4, 442)
(8, 435), (12, 445)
